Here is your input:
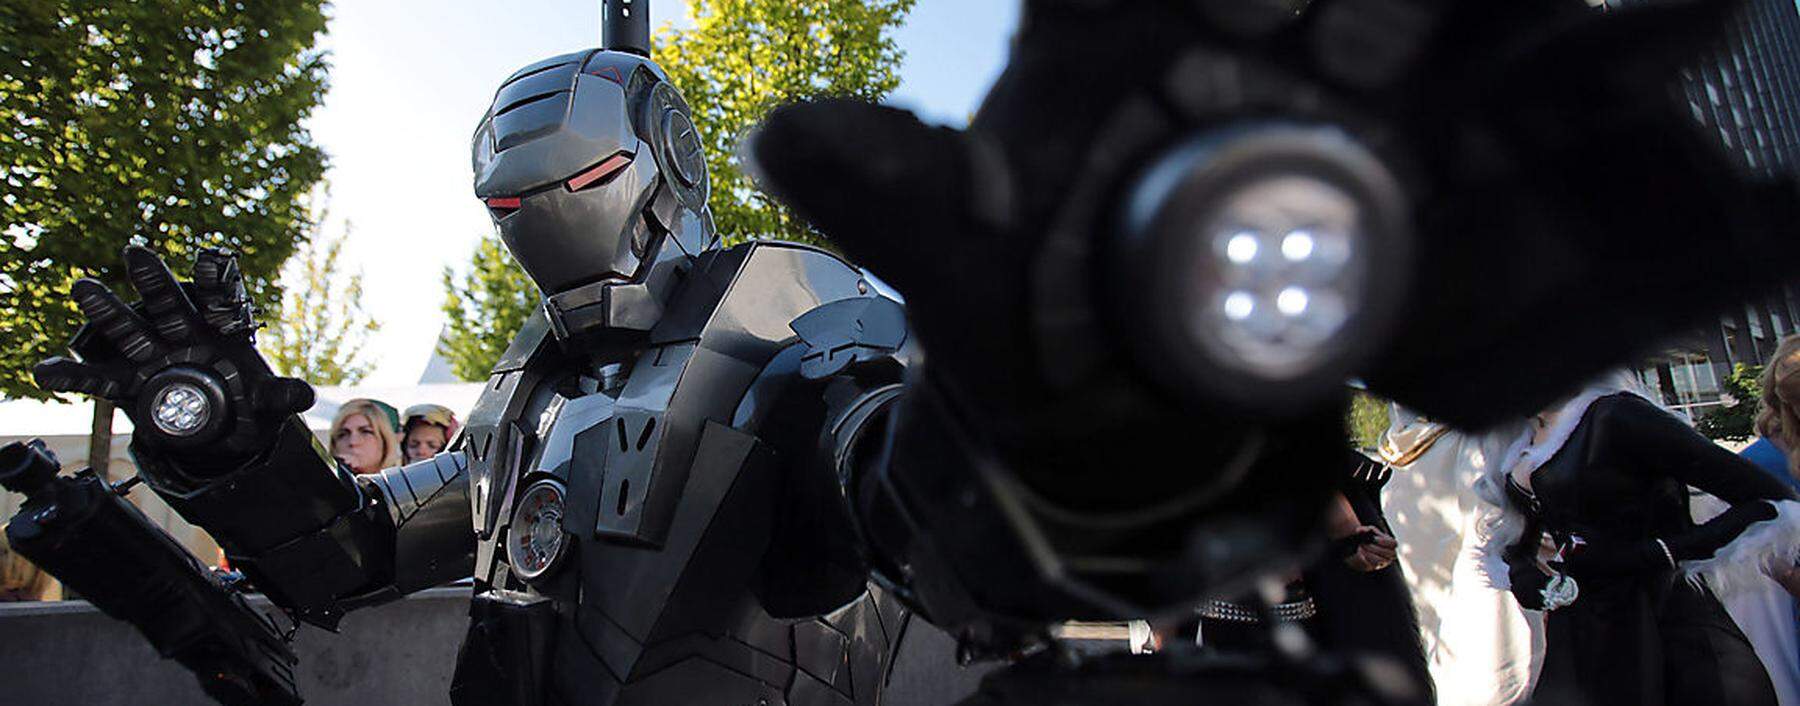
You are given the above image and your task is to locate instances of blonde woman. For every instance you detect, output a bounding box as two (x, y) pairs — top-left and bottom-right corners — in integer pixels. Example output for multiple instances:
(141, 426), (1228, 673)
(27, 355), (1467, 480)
(328, 398), (402, 475)
(1752, 336), (1800, 486)
(1738, 335), (1800, 706)
(1748, 337), (1800, 598)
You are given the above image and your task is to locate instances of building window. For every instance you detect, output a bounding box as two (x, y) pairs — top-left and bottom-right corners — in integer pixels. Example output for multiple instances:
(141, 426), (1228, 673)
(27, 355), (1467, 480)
(1646, 352), (1725, 422)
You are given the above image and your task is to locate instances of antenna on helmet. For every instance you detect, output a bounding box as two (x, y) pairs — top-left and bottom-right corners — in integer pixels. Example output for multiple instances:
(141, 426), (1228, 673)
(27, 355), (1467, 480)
(602, 0), (651, 57)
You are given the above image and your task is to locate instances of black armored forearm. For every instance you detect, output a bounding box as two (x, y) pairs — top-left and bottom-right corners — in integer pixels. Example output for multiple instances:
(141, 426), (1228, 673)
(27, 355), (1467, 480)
(134, 418), (475, 624)
(131, 415), (396, 624)
(354, 450), (475, 604)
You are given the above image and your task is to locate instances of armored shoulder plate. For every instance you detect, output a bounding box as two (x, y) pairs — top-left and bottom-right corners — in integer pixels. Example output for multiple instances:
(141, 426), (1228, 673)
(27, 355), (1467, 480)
(792, 295), (907, 381)
(579, 241), (872, 547)
(464, 308), (559, 541)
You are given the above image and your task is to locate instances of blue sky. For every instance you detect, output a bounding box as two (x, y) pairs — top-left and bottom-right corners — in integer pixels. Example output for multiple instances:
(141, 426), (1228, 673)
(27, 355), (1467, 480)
(308, 1), (1019, 385)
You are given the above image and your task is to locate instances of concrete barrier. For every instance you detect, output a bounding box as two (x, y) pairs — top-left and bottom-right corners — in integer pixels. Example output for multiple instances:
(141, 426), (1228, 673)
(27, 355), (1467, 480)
(0, 587), (988, 705)
(0, 587), (467, 705)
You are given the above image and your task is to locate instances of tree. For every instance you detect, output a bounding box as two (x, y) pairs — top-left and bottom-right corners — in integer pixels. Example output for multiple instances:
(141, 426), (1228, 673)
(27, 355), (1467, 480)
(1697, 362), (1762, 442)
(1, 1), (328, 473)
(260, 220), (379, 386)
(439, 232), (539, 381)
(654, 0), (915, 245)
(1347, 390), (1391, 451)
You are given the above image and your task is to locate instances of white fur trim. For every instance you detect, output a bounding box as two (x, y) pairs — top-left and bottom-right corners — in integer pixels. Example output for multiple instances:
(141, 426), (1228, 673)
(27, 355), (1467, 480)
(1472, 374), (1662, 591)
(1473, 503), (1529, 591)
(1682, 499), (1800, 598)
(1503, 385), (1655, 482)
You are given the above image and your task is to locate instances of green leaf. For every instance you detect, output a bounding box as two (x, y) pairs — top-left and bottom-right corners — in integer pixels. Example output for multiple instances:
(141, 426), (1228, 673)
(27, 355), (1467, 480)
(652, 0), (915, 247)
(0, 0), (330, 399)
(1347, 390), (1391, 451)
(437, 232), (539, 381)
(260, 215), (381, 386)
(1696, 362), (1762, 442)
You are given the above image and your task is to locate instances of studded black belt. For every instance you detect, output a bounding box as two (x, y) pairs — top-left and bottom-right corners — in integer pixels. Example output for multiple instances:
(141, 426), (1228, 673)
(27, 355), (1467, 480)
(1196, 597), (1319, 623)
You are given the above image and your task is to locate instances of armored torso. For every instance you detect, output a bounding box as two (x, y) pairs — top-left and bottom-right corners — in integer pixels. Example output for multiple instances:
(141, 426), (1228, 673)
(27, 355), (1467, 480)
(449, 241), (915, 706)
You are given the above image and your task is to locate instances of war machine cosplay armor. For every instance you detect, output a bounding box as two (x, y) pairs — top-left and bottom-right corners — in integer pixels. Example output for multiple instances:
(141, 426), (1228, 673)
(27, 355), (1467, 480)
(17, 0), (1800, 705)
(5, 5), (945, 706)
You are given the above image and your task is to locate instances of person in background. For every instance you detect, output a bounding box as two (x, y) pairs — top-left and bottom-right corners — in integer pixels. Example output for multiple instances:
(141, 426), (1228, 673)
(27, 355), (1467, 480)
(1159, 450), (1432, 703)
(1381, 406), (1541, 706)
(1750, 336), (1800, 493)
(1726, 334), (1800, 706)
(400, 404), (460, 465)
(0, 526), (61, 601)
(1742, 435), (1799, 492)
(1306, 451), (1432, 702)
(328, 398), (401, 475)
(1484, 371), (1796, 706)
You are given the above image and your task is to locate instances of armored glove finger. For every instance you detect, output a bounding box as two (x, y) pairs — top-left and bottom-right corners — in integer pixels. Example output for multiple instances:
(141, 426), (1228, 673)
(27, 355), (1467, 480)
(187, 248), (258, 338)
(122, 246), (203, 345)
(71, 278), (166, 365)
(253, 376), (315, 416)
(750, 101), (1026, 418)
(33, 357), (129, 399)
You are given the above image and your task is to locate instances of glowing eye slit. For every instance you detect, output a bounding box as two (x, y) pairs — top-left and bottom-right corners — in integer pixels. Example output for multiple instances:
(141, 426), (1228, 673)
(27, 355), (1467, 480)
(565, 152), (635, 192)
(484, 196), (522, 219)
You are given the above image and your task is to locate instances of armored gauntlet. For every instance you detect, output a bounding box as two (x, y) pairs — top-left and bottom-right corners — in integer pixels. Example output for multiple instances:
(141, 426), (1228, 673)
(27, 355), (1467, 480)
(32, 247), (390, 625)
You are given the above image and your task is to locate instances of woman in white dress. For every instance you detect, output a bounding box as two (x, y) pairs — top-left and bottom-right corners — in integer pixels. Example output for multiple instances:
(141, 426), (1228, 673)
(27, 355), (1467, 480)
(1381, 407), (1539, 705)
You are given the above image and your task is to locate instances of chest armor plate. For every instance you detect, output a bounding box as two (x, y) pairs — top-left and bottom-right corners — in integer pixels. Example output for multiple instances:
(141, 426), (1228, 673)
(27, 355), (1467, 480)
(468, 242), (870, 577)
(450, 242), (932, 706)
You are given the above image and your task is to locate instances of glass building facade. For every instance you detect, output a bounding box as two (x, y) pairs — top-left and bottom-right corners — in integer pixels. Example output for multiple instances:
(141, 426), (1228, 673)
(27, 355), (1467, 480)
(1609, 0), (1800, 419)
(1664, 0), (1800, 176)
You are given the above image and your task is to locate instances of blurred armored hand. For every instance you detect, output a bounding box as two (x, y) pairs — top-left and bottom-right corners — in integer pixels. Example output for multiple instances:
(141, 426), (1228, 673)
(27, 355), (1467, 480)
(750, 0), (1800, 431)
(33, 247), (313, 474)
(734, 0), (1800, 637)
(744, 3), (1309, 496)
(744, 2), (1376, 622)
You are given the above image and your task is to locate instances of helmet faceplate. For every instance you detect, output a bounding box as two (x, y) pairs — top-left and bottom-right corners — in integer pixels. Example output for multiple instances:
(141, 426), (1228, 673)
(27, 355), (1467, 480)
(473, 50), (714, 339)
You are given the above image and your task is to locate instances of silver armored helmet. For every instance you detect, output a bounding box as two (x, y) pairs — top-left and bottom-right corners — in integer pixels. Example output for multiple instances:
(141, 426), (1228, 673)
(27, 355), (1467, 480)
(472, 45), (716, 340)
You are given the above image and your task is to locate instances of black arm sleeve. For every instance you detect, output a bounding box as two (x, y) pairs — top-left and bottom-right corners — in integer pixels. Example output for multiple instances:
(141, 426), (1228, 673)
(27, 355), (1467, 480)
(1600, 394), (1797, 560)
(1603, 394), (1798, 504)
